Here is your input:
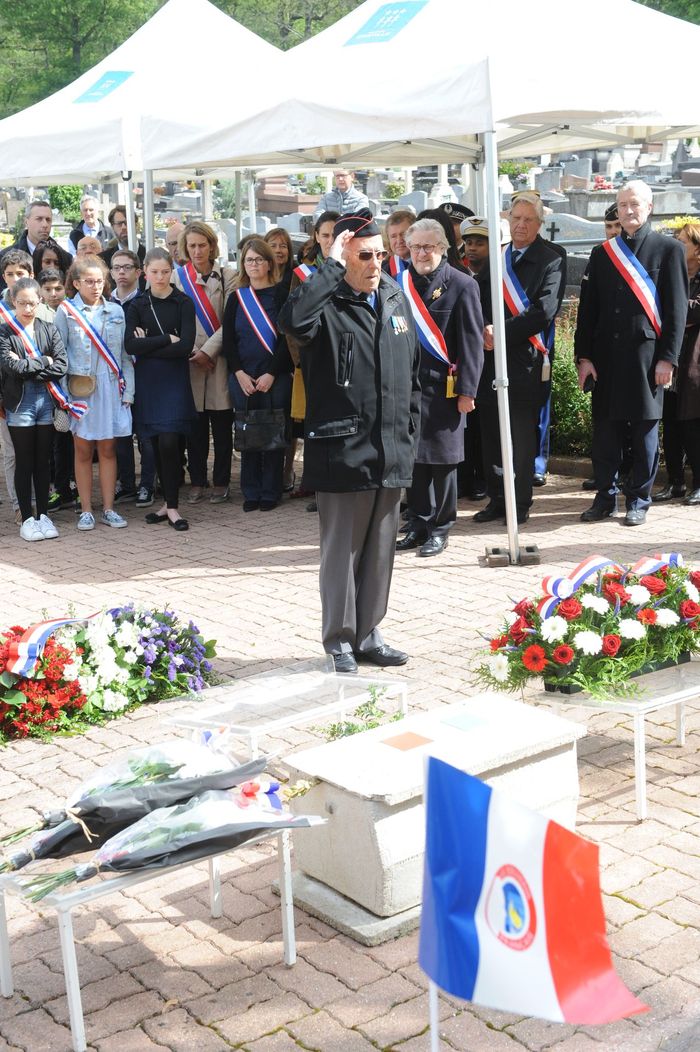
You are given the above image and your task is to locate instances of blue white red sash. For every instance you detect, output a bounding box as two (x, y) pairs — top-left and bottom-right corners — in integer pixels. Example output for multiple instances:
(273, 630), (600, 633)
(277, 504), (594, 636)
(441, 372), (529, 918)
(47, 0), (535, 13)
(60, 299), (126, 395)
(389, 255), (408, 278)
(235, 287), (277, 356)
(502, 245), (552, 358)
(1, 311), (88, 420)
(397, 270), (452, 370)
(293, 263), (317, 282)
(177, 261), (220, 337)
(7, 613), (100, 676)
(0, 302), (14, 326)
(602, 235), (662, 337)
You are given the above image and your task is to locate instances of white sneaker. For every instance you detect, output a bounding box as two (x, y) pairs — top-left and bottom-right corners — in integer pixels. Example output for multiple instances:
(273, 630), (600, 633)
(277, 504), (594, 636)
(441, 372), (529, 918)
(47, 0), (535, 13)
(101, 509), (127, 528)
(37, 514), (59, 539)
(77, 511), (95, 531)
(19, 517), (44, 542)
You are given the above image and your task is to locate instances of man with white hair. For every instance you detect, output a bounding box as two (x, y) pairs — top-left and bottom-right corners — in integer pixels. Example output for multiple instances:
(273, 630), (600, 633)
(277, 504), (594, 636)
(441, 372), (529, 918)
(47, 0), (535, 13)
(576, 179), (687, 526)
(475, 191), (565, 524)
(68, 195), (112, 256)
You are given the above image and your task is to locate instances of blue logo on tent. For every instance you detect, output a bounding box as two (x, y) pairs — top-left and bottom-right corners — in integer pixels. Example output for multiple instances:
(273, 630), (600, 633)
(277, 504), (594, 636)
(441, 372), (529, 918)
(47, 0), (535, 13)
(75, 71), (133, 104)
(345, 2), (427, 46)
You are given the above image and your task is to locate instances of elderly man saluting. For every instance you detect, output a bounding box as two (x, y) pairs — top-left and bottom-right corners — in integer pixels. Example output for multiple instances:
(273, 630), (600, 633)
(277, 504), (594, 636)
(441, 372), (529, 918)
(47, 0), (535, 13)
(279, 211), (421, 674)
(576, 180), (687, 526)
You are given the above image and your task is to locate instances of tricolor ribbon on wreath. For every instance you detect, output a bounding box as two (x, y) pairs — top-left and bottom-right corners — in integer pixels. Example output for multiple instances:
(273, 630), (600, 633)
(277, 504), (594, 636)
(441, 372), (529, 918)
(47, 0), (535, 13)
(537, 552), (684, 619)
(502, 244), (554, 380)
(0, 304), (88, 419)
(6, 614), (100, 677)
(59, 299), (126, 396)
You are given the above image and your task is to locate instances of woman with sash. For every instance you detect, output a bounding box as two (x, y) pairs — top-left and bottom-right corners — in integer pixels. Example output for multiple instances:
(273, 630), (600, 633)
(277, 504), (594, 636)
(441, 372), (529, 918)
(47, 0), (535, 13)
(0, 278), (68, 541)
(173, 221), (235, 506)
(223, 238), (291, 511)
(55, 256), (134, 531)
(125, 248), (197, 531)
(286, 211), (340, 505)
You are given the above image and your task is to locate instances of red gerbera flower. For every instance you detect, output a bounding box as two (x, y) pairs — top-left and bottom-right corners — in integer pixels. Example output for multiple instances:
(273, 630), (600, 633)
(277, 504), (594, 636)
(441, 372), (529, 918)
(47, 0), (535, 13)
(637, 608), (657, 625)
(490, 634), (509, 652)
(522, 644), (547, 672)
(552, 644), (575, 665)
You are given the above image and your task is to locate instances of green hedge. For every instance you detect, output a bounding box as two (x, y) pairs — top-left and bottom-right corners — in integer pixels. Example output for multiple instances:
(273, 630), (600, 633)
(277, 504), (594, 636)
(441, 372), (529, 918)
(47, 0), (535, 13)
(551, 306), (592, 458)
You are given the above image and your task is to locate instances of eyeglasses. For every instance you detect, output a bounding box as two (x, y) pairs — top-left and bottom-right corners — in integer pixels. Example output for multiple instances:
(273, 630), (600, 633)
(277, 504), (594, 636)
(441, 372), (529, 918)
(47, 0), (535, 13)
(245, 257), (266, 266)
(356, 250), (388, 261)
(409, 244), (440, 254)
(112, 264), (135, 272)
(79, 278), (104, 286)
(14, 300), (38, 309)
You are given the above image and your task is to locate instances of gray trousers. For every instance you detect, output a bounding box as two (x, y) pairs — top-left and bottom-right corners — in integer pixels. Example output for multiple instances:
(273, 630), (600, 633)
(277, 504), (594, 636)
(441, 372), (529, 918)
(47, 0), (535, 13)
(316, 488), (401, 655)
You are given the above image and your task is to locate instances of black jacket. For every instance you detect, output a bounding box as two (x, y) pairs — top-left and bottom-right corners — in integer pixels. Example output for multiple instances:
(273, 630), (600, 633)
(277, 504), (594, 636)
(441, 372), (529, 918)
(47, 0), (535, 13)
(279, 258), (421, 492)
(0, 318), (68, 412)
(575, 223), (688, 421)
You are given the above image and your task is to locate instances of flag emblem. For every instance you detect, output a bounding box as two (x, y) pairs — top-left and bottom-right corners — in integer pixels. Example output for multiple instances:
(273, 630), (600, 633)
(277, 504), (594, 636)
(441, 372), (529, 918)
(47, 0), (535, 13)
(486, 864), (536, 951)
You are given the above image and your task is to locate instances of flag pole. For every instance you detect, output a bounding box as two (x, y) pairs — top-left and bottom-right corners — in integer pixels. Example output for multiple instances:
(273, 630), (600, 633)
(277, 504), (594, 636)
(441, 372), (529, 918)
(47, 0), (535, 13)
(429, 980), (440, 1050)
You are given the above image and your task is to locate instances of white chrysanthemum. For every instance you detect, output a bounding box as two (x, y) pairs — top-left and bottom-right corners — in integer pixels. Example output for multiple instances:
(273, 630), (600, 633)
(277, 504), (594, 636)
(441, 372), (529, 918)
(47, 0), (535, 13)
(540, 616), (567, 642)
(504, 611), (518, 627)
(487, 653), (510, 683)
(655, 608), (680, 627)
(685, 581), (700, 603)
(580, 594), (609, 615)
(618, 618), (646, 640)
(627, 585), (651, 606)
(572, 630), (603, 655)
(101, 689), (129, 712)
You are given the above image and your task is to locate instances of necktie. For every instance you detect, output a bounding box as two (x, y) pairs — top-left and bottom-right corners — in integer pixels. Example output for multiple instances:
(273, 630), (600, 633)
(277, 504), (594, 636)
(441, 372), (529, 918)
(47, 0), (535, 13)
(512, 248), (521, 264)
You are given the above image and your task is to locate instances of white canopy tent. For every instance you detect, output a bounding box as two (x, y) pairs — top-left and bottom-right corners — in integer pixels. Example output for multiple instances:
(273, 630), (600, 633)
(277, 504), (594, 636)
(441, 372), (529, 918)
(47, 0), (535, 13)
(146, 0), (700, 564)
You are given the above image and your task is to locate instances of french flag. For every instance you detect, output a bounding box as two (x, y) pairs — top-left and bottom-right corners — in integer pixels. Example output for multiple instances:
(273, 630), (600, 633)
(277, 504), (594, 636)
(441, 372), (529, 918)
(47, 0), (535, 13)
(419, 757), (647, 1024)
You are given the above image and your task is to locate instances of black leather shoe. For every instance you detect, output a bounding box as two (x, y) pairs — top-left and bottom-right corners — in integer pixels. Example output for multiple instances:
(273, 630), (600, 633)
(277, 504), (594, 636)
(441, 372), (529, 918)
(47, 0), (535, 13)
(532, 473), (546, 487)
(396, 529), (425, 551)
(685, 488), (700, 505)
(465, 485), (487, 500)
(418, 535), (448, 557)
(581, 478), (597, 491)
(516, 510), (529, 524)
(580, 504), (614, 522)
(168, 517), (189, 532)
(624, 508), (647, 526)
(655, 484), (686, 502)
(355, 645), (408, 667)
(243, 500), (259, 512)
(145, 512), (168, 524)
(473, 503), (505, 523)
(333, 652), (358, 674)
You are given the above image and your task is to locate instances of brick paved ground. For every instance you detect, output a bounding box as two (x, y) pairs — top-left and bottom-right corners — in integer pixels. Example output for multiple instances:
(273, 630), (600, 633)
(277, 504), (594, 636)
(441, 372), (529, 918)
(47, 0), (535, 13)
(1, 466), (699, 1051)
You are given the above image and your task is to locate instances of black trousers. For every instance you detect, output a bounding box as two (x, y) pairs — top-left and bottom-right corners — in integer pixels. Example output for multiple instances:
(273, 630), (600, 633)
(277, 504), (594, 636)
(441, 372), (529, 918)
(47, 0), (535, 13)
(457, 407), (484, 495)
(591, 418), (659, 511)
(187, 409), (233, 488)
(661, 390), (686, 484)
(480, 399), (539, 515)
(406, 462), (457, 538)
(52, 429), (74, 499)
(681, 418), (700, 488)
(152, 432), (183, 509)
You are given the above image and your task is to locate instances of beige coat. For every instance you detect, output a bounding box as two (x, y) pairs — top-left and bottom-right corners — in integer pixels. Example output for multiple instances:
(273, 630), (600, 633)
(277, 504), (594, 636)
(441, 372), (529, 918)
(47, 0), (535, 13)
(173, 264), (236, 412)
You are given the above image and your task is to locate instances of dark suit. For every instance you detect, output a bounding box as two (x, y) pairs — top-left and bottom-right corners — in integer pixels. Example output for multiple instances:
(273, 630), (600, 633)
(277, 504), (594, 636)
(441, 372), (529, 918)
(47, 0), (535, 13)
(575, 222), (687, 510)
(478, 235), (565, 516)
(535, 238), (568, 475)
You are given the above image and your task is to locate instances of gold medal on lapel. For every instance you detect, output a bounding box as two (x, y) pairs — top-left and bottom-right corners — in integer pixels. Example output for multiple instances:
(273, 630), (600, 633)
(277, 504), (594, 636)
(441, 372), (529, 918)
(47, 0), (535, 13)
(431, 287), (443, 300)
(446, 373), (457, 398)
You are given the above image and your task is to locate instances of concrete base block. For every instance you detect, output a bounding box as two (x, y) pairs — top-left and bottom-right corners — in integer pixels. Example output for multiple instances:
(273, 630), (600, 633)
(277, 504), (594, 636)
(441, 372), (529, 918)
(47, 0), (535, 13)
(274, 872), (421, 946)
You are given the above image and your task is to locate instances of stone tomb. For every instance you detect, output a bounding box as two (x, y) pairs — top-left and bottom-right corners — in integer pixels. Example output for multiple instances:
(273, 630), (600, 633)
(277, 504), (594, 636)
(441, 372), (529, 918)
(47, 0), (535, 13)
(283, 695), (585, 944)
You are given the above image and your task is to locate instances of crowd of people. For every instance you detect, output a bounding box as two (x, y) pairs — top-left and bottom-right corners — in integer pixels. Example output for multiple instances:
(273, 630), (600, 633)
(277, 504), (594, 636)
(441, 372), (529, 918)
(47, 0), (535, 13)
(0, 177), (695, 573)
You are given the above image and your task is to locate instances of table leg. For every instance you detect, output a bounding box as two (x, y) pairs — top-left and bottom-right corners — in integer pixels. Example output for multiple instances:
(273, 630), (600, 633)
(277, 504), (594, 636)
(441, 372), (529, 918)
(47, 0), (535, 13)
(208, 857), (222, 919)
(633, 712), (647, 821)
(400, 684), (408, 717)
(56, 909), (86, 1052)
(278, 832), (296, 967)
(675, 702), (686, 746)
(0, 890), (13, 997)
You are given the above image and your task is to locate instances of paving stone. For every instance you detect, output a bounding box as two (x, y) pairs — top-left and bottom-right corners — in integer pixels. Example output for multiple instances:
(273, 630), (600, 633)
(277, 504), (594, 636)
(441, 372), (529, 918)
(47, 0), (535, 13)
(268, 956), (350, 1007)
(637, 927), (700, 973)
(241, 1032), (301, 1052)
(287, 1010), (378, 1051)
(506, 1016), (577, 1050)
(300, 937), (388, 990)
(215, 993), (310, 1045)
(437, 1010), (526, 1051)
(143, 1008), (234, 1050)
(94, 1029), (164, 1051)
(132, 958), (213, 1001)
(624, 869), (696, 909)
(185, 973), (280, 1026)
(167, 939), (253, 989)
(358, 994), (445, 1046)
(83, 991), (165, 1043)
(0, 1007), (74, 1052)
(326, 972), (423, 1026)
(609, 913), (682, 958)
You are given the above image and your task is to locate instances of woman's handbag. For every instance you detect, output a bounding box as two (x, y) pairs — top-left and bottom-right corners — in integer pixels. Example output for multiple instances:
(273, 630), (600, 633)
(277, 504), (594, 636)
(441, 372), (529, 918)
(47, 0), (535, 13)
(53, 408), (71, 432)
(68, 374), (96, 398)
(233, 406), (288, 452)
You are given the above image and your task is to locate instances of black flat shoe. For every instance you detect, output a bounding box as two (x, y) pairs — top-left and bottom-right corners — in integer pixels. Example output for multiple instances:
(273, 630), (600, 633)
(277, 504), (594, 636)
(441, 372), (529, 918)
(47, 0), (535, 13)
(355, 645), (408, 667)
(473, 503), (505, 523)
(260, 500), (279, 511)
(145, 512), (168, 524)
(418, 535), (448, 557)
(685, 488), (700, 505)
(581, 478), (597, 491)
(654, 484), (686, 502)
(243, 500), (260, 512)
(580, 504), (614, 522)
(396, 529), (425, 551)
(333, 652), (358, 674)
(168, 517), (189, 531)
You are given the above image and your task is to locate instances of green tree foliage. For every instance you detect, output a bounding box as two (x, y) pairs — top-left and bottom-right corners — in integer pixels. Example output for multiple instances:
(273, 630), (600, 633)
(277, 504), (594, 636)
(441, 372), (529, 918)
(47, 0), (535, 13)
(638, 0), (700, 21)
(48, 185), (83, 223)
(217, 0), (362, 49)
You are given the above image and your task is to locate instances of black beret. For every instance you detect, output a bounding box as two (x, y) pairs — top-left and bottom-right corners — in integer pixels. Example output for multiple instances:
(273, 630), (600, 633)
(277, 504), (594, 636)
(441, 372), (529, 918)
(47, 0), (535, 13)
(333, 209), (380, 239)
(604, 203), (619, 222)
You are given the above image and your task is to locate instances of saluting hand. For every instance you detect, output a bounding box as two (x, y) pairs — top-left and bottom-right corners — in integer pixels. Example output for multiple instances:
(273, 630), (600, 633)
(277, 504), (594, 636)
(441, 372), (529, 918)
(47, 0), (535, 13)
(329, 229), (354, 267)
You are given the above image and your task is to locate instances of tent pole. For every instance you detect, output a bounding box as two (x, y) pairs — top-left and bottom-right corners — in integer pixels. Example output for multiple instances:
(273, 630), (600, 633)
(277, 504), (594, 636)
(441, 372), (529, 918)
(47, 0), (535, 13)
(247, 169), (257, 233)
(143, 170), (155, 251)
(483, 130), (520, 565)
(235, 171), (242, 249)
(122, 173), (136, 251)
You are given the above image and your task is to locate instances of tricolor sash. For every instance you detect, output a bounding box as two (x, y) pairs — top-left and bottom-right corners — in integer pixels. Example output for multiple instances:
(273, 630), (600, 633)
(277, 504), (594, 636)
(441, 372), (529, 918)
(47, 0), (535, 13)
(177, 261), (220, 337)
(397, 270), (452, 370)
(293, 263), (317, 282)
(502, 245), (553, 364)
(60, 299), (126, 395)
(1, 311), (88, 420)
(7, 613), (100, 676)
(235, 287), (277, 356)
(389, 255), (408, 278)
(602, 235), (662, 337)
